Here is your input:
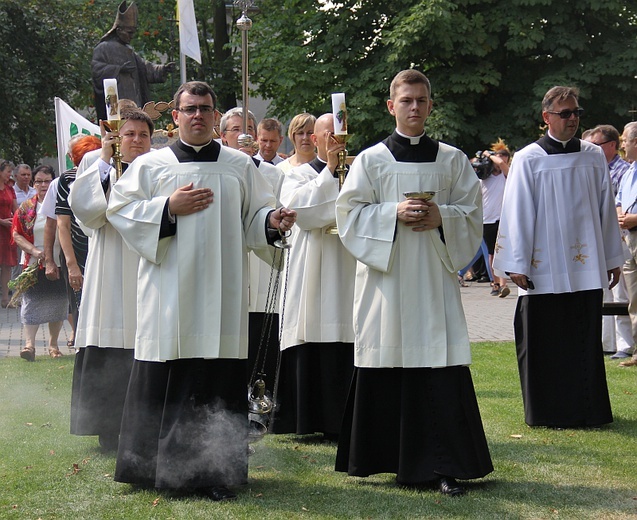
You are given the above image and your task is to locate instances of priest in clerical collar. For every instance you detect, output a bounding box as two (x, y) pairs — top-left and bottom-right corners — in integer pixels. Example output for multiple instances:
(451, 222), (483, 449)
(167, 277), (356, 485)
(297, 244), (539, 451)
(493, 86), (623, 431)
(335, 69), (492, 497)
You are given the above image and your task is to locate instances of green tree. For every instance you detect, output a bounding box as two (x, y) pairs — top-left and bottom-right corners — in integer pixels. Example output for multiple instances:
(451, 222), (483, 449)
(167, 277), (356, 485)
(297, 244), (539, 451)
(250, 0), (637, 154)
(0, 0), (100, 165)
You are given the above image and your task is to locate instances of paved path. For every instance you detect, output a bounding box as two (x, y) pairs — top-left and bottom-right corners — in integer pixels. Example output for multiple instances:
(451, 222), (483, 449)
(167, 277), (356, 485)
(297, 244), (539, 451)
(0, 281), (516, 359)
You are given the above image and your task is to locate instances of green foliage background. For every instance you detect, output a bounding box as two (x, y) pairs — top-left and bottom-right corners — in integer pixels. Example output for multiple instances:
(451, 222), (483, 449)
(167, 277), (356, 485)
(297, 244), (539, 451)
(250, 0), (637, 154)
(1, 0), (637, 164)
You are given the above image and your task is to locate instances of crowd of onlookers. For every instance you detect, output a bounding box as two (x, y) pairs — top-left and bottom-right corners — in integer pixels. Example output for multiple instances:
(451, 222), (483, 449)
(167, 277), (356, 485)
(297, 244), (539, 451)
(0, 160), (77, 359)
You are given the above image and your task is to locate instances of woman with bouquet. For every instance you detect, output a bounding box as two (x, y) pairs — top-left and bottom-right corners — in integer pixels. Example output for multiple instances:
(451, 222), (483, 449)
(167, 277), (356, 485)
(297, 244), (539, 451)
(12, 165), (68, 361)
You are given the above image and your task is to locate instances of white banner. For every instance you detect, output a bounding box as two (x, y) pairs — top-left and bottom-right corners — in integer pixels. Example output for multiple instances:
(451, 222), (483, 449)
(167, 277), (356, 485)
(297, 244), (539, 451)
(178, 0), (202, 64)
(54, 97), (100, 175)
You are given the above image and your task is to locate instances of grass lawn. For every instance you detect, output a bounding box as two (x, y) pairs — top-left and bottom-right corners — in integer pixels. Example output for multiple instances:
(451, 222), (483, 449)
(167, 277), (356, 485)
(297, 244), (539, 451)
(0, 342), (635, 519)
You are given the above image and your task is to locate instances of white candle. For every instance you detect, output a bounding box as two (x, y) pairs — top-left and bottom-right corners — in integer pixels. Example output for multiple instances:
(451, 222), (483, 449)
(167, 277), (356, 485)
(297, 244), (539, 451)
(331, 92), (347, 135)
(103, 78), (120, 121)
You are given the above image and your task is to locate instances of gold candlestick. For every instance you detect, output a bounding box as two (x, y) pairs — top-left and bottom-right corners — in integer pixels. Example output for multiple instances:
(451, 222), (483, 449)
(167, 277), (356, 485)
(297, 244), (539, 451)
(325, 133), (352, 235)
(103, 78), (124, 179)
(102, 119), (125, 179)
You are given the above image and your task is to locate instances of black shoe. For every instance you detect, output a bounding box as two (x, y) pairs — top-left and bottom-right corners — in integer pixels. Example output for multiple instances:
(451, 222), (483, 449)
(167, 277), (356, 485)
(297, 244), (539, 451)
(477, 276), (491, 283)
(98, 434), (119, 452)
(201, 486), (237, 502)
(439, 477), (465, 496)
(322, 432), (339, 443)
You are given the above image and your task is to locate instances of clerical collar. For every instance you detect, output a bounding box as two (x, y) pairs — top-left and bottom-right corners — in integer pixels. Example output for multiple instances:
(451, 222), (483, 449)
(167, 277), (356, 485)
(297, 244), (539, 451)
(181, 139), (213, 152)
(383, 131), (439, 163)
(395, 129), (426, 145)
(547, 131), (571, 148)
(536, 134), (580, 155)
(309, 156), (327, 174)
(171, 139), (221, 162)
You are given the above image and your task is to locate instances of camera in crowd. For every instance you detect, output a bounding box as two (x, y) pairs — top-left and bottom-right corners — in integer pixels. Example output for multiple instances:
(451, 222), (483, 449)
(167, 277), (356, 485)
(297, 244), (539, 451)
(471, 150), (495, 180)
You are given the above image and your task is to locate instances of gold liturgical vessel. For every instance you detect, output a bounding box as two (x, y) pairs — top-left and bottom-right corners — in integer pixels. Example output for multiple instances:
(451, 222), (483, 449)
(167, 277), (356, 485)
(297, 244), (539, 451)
(403, 189), (445, 212)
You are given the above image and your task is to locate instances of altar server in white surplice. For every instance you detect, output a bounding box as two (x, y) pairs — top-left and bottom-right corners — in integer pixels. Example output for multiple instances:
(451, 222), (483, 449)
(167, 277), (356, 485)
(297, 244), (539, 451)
(493, 86), (623, 429)
(106, 82), (296, 502)
(68, 108), (153, 451)
(335, 70), (492, 497)
(273, 113), (356, 440)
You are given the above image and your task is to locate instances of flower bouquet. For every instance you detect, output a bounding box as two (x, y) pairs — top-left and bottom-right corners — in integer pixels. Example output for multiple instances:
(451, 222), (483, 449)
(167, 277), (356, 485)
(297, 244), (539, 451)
(8, 263), (39, 307)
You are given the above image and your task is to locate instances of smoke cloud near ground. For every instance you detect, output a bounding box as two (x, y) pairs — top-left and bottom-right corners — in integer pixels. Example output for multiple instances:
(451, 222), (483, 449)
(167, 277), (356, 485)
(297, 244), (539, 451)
(155, 398), (249, 489)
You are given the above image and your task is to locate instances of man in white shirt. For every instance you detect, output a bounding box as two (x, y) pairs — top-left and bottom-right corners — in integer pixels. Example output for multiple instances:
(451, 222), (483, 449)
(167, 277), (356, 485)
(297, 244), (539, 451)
(13, 164), (35, 206)
(255, 118), (285, 165)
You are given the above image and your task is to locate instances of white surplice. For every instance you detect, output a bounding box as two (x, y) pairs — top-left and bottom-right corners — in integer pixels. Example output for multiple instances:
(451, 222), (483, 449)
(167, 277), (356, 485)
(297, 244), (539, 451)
(106, 145), (276, 362)
(69, 161), (139, 349)
(493, 140), (624, 295)
(335, 140), (482, 368)
(248, 160), (283, 313)
(278, 160), (356, 350)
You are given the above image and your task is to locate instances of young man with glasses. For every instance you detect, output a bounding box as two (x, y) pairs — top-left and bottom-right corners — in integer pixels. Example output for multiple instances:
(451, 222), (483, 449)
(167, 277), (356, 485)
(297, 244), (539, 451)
(107, 81), (296, 501)
(493, 86), (624, 428)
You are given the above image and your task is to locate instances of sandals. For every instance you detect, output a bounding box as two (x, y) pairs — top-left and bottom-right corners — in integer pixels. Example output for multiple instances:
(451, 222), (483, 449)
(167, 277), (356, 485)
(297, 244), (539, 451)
(49, 347), (63, 359)
(20, 346), (35, 362)
(67, 339), (75, 347)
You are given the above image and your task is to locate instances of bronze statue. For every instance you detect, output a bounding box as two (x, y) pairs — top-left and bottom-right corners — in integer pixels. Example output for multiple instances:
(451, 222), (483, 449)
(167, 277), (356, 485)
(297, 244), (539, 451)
(91, 1), (175, 121)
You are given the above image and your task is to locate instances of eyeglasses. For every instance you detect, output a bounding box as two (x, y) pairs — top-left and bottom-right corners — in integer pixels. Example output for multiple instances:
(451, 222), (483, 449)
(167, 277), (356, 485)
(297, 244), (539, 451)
(591, 139), (613, 147)
(177, 105), (215, 116)
(34, 179), (51, 185)
(546, 108), (585, 119)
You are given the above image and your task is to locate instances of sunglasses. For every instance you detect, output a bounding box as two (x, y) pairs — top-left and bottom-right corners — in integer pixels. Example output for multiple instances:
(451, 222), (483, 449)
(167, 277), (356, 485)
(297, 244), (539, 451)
(546, 108), (585, 119)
